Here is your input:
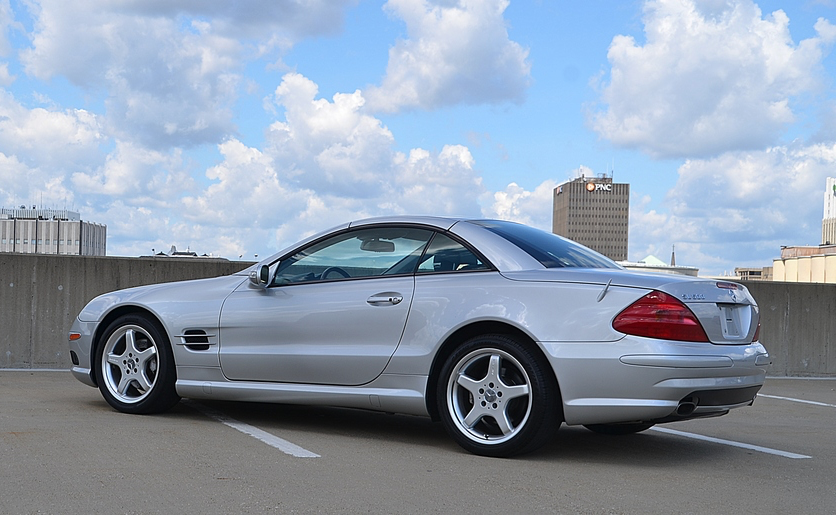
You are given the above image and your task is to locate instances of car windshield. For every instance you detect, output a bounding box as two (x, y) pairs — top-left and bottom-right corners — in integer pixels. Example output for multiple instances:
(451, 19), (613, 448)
(471, 220), (621, 269)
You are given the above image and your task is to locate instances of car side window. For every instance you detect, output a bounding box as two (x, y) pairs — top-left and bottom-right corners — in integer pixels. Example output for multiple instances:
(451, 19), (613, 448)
(273, 227), (433, 285)
(416, 233), (488, 274)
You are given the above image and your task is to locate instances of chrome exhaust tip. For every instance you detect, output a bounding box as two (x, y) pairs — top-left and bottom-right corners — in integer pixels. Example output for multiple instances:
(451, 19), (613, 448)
(676, 400), (697, 416)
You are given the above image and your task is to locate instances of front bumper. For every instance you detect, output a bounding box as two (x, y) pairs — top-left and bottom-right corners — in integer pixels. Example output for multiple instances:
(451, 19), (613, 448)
(68, 318), (97, 388)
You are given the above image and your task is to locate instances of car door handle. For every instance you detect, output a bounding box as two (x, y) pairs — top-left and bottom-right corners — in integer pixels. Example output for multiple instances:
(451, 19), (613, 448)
(367, 293), (404, 306)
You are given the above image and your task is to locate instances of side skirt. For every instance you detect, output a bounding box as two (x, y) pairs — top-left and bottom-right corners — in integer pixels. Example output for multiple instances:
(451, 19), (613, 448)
(175, 372), (430, 417)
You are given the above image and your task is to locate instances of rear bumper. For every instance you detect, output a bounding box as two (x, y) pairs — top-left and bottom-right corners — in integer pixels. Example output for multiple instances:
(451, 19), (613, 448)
(541, 337), (770, 426)
(646, 385), (762, 424)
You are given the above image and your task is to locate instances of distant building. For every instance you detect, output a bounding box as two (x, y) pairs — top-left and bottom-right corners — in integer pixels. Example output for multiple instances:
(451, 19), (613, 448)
(773, 178), (836, 282)
(143, 245), (227, 260)
(0, 207), (106, 256)
(734, 267), (773, 281)
(773, 245), (836, 283)
(552, 174), (629, 261)
(823, 177), (836, 245)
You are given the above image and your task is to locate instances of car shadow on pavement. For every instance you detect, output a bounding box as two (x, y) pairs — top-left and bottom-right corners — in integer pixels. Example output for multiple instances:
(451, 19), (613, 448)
(175, 399), (454, 449)
(167, 398), (736, 463)
(533, 424), (733, 466)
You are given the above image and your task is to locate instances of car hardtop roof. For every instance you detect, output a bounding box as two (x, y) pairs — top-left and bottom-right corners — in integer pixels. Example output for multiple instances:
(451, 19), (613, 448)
(240, 216), (532, 274)
(348, 215), (468, 230)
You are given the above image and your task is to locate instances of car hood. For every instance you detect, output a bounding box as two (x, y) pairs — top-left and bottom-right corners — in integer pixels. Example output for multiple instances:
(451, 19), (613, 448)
(78, 274), (248, 322)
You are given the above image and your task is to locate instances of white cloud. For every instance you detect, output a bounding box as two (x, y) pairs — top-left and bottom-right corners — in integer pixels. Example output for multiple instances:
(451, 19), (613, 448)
(119, 0), (353, 42)
(18, 0), (355, 149)
(591, 0), (836, 158)
(389, 144), (483, 215)
(71, 141), (193, 204)
(266, 73), (396, 197)
(171, 72), (487, 255)
(3, 2), (532, 258)
(14, 0), (835, 279)
(0, 89), (104, 185)
(0, 152), (34, 205)
(0, 63), (13, 85)
(0, 47), (493, 260)
(365, 0), (530, 113)
(484, 180), (556, 230)
(629, 143), (836, 274)
(180, 138), (311, 229)
(0, 150), (78, 211)
(0, 0), (13, 57)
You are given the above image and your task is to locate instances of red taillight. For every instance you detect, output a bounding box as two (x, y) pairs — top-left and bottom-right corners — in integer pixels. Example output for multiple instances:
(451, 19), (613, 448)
(613, 291), (709, 342)
(752, 322), (760, 342)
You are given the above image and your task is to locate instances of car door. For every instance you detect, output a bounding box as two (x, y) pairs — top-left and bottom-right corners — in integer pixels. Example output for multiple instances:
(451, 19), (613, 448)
(218, 226), (434, 386)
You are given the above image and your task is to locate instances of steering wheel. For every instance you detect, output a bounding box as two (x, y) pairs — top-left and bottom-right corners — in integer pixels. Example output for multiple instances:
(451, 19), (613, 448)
(320, 266), (350, 279)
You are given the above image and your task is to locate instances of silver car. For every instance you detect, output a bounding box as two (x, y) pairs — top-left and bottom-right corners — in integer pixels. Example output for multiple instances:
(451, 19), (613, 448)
(68, 216), (770, 457)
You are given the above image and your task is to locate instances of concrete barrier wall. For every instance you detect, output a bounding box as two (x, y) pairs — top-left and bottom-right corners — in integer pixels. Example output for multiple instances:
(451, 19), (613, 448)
(743, 281), (835, 377)
(1, 253), (833, 376)
(1, 254), (253, 368)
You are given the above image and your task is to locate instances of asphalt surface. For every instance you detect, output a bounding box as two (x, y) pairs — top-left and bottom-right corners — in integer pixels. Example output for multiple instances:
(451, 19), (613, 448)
(1, 371), (834, 514)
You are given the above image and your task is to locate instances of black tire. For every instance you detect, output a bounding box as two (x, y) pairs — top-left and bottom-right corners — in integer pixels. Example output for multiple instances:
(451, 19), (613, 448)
(436, 334), (561, 457)
(94, 314), (180, 414)
(583, 423), (655, 435)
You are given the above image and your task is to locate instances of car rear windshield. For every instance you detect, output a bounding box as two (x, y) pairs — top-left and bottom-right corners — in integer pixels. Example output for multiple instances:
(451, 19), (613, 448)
(471, 220), (621, 269)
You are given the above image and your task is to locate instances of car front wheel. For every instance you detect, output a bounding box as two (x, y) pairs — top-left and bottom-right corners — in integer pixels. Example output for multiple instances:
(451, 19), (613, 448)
(94, 314), (180, 414)
(437, 334), (560, 457)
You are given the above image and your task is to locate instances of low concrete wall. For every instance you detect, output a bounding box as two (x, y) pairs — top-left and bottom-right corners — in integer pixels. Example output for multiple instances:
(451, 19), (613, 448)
(1, 254), (833, 376)
(743, 281), (835, 376)
(1, 253), (252, 368)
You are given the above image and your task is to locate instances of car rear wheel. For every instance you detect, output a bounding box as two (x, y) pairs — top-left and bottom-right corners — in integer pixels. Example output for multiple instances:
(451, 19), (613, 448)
(437, 334), (560, 457)
(94, 314), (180, 414)
(583, 423), (655, 435)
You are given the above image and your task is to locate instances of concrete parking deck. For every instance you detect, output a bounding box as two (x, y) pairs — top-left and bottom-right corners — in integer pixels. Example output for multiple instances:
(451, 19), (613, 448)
(1, 371), (834, 513)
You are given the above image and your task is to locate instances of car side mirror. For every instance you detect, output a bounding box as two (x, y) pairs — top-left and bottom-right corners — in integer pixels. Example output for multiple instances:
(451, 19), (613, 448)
(249, 264), (271, 288)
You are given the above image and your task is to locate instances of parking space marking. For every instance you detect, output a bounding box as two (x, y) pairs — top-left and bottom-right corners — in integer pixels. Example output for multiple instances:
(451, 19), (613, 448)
(649, 427), (811, 459)
(758, 394), (836, 409)
(184, 400), (320, 458)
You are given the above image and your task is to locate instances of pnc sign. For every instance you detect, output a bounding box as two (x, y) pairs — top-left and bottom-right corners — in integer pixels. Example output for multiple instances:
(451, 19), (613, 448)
(585, 182), (612, 192)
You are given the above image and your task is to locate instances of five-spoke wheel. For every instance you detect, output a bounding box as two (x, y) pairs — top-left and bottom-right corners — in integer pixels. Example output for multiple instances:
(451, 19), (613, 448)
(94, 314), (179, 414)
(437, 334), (560, 457)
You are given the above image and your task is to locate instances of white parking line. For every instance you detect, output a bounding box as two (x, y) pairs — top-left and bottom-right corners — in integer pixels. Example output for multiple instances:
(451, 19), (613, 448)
(649, 427), (811, 459)
(758, 394), (836, 409)
(184, 400), (320, 458)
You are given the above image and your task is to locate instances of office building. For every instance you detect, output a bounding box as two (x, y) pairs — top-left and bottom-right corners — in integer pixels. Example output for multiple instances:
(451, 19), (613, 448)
(772, 178), (836, 282)
(823, 177), (836, 245)
(773, 245), (836, 283)
(0, 207), (106, 256)
(552, 175), (629, 261)
(734, 267), (773, 281)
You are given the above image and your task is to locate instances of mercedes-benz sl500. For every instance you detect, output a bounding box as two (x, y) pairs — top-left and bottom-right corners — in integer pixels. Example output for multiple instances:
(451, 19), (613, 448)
(68, 217), (770, 457)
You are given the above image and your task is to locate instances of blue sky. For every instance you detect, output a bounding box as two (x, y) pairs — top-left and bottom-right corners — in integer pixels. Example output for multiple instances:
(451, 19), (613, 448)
(2, 0), (836, 275)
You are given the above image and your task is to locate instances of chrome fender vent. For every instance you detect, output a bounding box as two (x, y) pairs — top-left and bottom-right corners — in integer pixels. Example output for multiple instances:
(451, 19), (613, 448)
(176, 329), (215, 351)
